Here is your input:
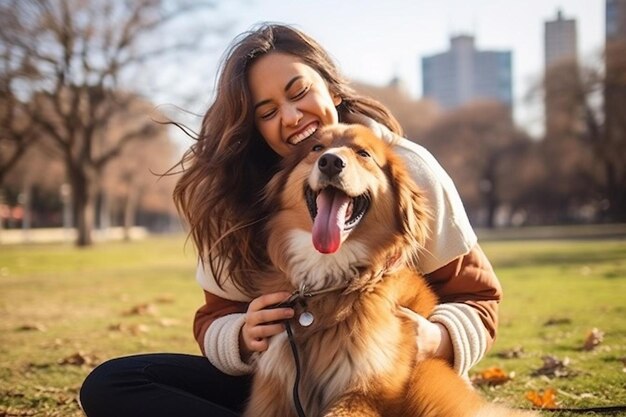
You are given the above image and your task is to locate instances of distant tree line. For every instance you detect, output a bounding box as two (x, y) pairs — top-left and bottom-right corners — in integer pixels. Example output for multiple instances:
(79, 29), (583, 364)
(2, 0), (624, 248)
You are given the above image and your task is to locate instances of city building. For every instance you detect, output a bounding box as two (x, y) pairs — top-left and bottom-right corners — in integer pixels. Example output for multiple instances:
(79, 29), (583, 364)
(543, 9), (580, 138)
(544, 9), (578, 69)
(421, 34), (513, 110)
(606, 0), (626, 40)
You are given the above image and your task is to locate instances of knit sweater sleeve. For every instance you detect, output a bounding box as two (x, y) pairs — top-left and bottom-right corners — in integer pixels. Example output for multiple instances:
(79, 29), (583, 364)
(427, 244), (502, 377)
(194, 263), (256, 376)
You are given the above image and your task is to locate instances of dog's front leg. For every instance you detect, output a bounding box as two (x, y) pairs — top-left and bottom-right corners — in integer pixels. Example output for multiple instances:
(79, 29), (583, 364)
(322, 391), (382, 417)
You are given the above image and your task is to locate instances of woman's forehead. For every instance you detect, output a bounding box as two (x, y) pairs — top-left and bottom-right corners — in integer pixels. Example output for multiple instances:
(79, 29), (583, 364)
(249, 53), (320, 84)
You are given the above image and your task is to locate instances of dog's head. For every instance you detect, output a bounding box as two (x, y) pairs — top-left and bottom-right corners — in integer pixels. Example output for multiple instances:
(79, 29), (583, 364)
(264, 124), (429, 288)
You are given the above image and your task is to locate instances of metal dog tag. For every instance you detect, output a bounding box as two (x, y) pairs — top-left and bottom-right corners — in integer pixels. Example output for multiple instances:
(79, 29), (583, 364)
(298, 311), (314, 327)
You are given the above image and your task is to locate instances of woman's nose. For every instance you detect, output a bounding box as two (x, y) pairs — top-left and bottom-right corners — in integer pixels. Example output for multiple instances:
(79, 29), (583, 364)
(281, 104), (302, 127)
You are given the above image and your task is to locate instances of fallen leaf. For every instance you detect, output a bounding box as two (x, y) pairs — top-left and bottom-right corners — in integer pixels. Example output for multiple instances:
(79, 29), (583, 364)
(15, 323), (47, 332)
(525, 388), (558, 409)
(58, 351), (99, 367)
(543, 317), (572, 326)
(123, 303), (158, 316)
(495, 346), (524, 359)
(583, 328), (604, 351)
(471, 367), (512, 386)
(531, 355), (576, 378)
(0, 406), (38, 416)
(108, 323), (150, 335)
(154, 295), (175, 304)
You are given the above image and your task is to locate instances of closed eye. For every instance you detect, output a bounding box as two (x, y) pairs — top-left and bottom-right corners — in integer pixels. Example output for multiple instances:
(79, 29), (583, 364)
(292, 87), (309, 100)
(259, 108), (277, 120)
(357, 149), (370, 158)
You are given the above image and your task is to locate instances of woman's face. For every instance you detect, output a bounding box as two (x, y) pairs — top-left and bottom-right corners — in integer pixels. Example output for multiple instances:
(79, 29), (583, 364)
(247, 52), (342, 157)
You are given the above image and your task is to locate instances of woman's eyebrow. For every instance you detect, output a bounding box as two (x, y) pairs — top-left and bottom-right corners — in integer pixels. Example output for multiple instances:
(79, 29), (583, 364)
(254, 76), (304, 110)
(284, 75), (303, 91)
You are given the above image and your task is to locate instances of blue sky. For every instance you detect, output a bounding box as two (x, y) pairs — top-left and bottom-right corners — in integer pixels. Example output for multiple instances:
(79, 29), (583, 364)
(157, 0), (605, 135)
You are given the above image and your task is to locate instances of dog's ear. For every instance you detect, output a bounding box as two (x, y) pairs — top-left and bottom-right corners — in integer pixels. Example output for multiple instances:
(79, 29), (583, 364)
(385, 152), (430, 265)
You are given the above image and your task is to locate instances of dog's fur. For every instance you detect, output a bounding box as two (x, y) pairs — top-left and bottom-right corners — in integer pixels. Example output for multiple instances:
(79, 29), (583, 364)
(243, 124), (536, 417)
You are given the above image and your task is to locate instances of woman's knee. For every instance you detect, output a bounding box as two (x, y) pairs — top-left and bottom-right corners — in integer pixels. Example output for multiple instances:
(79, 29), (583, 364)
(79, 356), (141, 415)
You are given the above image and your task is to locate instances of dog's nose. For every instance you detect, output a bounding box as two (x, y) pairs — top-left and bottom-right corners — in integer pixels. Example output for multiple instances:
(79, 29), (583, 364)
(318, 153), (345, 178)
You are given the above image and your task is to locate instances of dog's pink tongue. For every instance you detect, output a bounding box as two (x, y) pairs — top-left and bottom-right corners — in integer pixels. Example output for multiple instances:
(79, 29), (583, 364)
(312, 188), (350, 254)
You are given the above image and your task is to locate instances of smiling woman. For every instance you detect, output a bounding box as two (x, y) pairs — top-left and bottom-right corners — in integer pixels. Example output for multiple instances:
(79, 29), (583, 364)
(248, 52), (342, 156)
(80, 23), (503, 417)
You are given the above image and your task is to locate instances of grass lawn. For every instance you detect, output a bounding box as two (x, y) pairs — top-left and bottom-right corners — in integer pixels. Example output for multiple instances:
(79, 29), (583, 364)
(0, 234), (625, 416)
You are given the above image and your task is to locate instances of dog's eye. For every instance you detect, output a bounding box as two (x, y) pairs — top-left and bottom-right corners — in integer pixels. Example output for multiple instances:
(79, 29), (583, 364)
(357, 149), (370, 158)
(312, 144), (324, 152)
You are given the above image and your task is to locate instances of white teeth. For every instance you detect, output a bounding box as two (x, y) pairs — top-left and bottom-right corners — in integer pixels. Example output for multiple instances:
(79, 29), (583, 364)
(289, 124), (318, 145)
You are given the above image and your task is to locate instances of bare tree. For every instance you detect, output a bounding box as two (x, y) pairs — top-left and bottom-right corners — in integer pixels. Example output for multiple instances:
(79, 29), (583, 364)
(423, 101), (531, 228)
(352, 81), (440, 139)
(0, 0), (216, 245)
(101, 100), (178, 240)
(0, 51), (40, 184)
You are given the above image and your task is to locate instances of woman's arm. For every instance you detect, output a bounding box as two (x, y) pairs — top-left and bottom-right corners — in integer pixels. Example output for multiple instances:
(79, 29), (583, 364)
(426, 243), (501, 347)
(194, 288), (295, 375)
(193, 290), (248, 356)
(425, 243), (501, 377)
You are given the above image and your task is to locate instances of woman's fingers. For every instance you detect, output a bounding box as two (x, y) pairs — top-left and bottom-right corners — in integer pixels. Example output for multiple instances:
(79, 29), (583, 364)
(248, 291), (292, 315)
(246, 322), (288, 341)
(241, 291), (294, 354)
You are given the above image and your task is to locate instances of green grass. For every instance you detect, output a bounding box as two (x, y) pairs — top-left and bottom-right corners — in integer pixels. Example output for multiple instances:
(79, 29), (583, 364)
(478, 240), (626, 416)
(0, 235), (625, 416)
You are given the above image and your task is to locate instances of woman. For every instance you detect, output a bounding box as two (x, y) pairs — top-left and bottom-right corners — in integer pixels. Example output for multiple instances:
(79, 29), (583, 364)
(80, 23), (501, 417)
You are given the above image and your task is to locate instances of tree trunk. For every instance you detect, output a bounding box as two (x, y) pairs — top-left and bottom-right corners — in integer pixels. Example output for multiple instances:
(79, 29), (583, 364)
(70, 167), (96, 246)
(123, 183), (140, 242)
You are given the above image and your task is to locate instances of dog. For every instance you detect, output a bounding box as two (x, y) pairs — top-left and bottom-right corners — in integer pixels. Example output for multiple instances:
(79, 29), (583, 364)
(243, 124), (536, 417)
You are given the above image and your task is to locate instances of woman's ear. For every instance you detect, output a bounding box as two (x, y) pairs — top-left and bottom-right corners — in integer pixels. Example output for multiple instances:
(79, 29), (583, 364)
(333, 93), (342, 106)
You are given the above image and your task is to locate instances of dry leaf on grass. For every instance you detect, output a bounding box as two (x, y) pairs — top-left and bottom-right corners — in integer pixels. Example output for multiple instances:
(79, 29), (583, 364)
(525, 388), (558, 409)
(123, 303), (158, 316)
(531, 355), (576, 378)
(0, 406), (39, 416)
(108, 323), (150, 335)
(154, 295), (175, 304)
(582, 327), (604, 351)
(58, 351), (99, 367)
(495, 346), (524, 359)
(15, 323), (47, 332)
(543, 317), (572, 326)
(471, 367), (513, 386)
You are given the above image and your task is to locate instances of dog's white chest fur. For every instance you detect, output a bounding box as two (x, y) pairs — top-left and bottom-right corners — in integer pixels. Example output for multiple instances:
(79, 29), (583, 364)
(284, 229), (370, 289)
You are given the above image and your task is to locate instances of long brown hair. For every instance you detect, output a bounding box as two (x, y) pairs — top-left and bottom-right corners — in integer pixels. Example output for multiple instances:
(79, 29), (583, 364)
(173, 23), (403, 296)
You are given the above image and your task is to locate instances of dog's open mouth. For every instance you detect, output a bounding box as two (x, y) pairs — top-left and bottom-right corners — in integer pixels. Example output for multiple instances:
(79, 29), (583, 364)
(305, 186), (370, 254)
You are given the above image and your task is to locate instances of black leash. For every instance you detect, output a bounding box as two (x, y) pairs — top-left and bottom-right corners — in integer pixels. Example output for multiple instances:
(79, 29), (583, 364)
(272, 284), (350, 417)
(285, 320), (307, 417)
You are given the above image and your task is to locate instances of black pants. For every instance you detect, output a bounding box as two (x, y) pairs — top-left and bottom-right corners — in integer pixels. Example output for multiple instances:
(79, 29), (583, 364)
(80, 353), (252, 417)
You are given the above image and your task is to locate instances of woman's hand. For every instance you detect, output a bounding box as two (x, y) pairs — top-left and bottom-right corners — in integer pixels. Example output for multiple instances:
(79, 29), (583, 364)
(397, 306), (454, 364)
(239, 291), (294, 361)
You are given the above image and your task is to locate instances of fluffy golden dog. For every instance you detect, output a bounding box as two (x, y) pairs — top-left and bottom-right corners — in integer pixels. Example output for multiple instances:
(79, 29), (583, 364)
(244, 124), (535, 417)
